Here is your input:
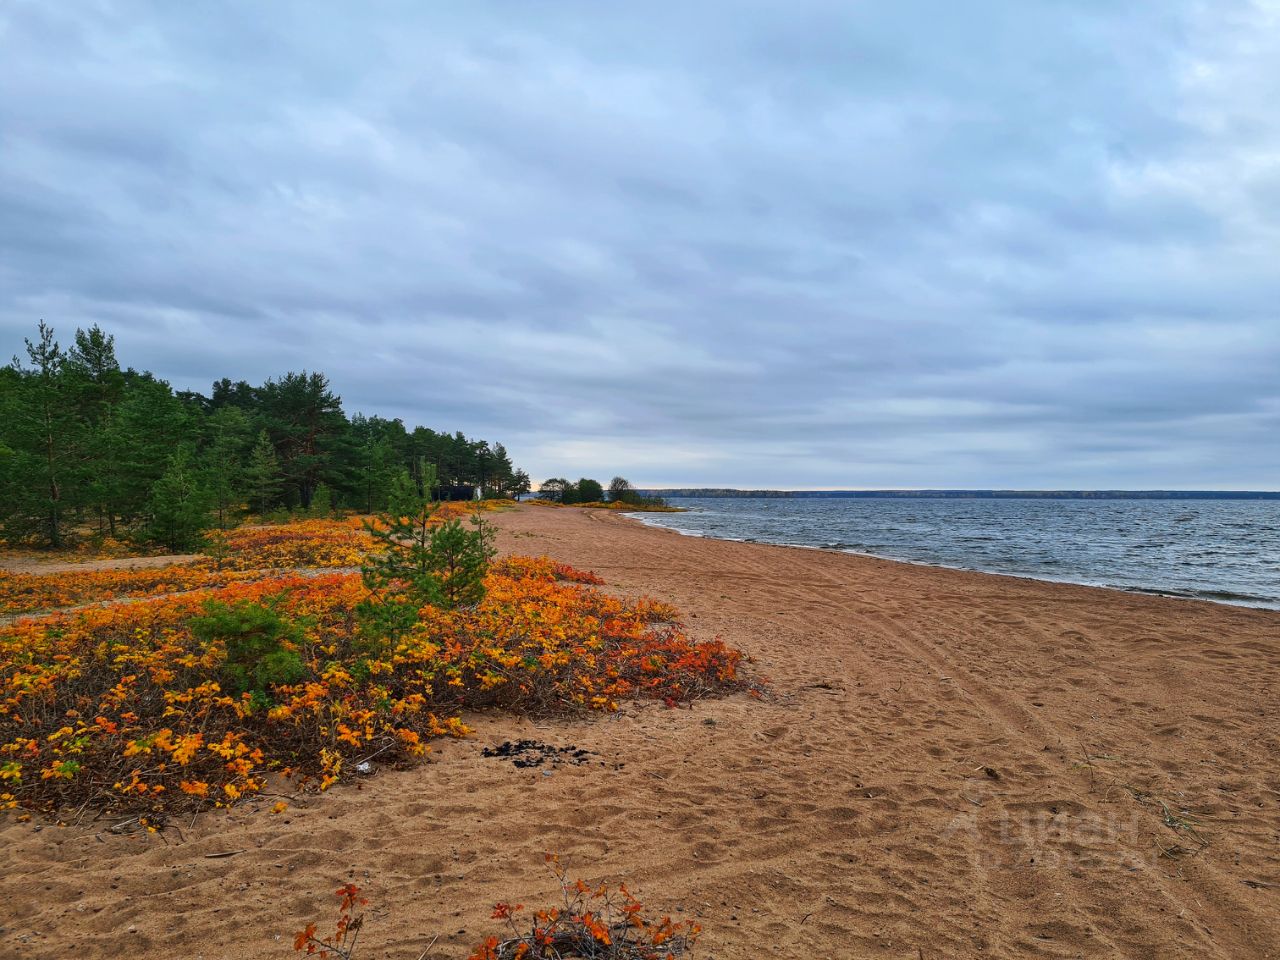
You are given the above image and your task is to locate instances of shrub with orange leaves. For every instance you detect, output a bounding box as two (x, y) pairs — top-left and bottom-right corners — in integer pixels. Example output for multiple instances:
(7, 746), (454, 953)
(0, 519), (379, 615)
(0, 550), (747, 818)
(492, 556), (605, 586)
(432, 499), (517, 519)
(0, 565), (266, 615)
(193, 510), (507, 574)
(470, 854), (700, 959)
(294, 882), (369, 959)
(290, 859), (699, 960)
(199, 517), (373, 570)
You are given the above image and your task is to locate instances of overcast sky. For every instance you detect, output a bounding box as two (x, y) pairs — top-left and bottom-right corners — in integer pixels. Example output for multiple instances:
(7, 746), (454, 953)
(2, 2), (1278, 489)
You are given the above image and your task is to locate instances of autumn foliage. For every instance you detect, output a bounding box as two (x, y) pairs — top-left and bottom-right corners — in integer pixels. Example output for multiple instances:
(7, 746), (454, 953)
(202, 516), (374, 570)
(0, 519), (746, 818)
(0, 510), (521, 616)
(469, 854), (700, 959)
(293, 856), (698, 960)
(0, 565), (265, 615)
(295, 882), (369, 959)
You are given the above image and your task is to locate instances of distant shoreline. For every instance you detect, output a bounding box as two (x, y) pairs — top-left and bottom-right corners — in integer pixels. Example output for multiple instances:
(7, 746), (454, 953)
(639, 488), (1280, 500)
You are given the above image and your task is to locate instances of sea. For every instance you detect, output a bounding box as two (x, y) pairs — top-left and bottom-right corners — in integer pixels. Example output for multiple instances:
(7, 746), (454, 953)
(629, 497), (1280, 610)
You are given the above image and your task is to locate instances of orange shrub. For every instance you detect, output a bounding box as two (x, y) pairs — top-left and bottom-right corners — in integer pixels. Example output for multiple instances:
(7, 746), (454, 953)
(0, 566), (264, 615)
(0, 557), (746, 817)
(471, 854), (700, 959)
(291, 857), (699, 960)
(428, 499), (514, 521)
(201, 518), (373, 570)
(0, 518), (381, 614)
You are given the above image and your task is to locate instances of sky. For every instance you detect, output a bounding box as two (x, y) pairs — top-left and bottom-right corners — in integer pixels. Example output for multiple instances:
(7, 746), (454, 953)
(2, 2), (1278, 490)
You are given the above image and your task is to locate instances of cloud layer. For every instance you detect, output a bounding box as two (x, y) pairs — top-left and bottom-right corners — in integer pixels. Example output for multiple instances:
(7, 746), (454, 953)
(2, 1), (1278, 487)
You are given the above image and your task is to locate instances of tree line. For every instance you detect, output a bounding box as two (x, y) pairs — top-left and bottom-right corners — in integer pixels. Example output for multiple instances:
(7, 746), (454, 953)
(537, 476), (666, 506)
(0, 322), (530, 549)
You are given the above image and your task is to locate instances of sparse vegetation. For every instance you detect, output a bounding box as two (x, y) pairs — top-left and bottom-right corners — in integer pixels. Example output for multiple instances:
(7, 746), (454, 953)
(291, 856), (700, 960)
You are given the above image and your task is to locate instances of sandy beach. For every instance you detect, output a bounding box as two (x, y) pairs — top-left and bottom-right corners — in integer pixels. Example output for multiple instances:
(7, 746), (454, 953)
(4, 503), (1279, 959)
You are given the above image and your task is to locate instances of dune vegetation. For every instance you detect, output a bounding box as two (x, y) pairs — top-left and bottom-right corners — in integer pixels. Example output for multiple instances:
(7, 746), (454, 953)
(0, 514), (748, 822)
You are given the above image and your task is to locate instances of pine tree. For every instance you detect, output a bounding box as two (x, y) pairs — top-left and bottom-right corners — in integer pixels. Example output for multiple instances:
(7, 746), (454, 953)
(356, 435), (398, 513)
(510, 468), (532, 499)
(488, 442), (515, 497)
(308, 482), (333, 517)
(427, 513), (496, 607)
(257, 371), (346, 507)
(66, 325), (124, 424)
(146, 450), (212, 551)
(386, 466), (423, 518)
(1, 323), (84, 546)
(205, 406), (252, 527)
(359, 462), (495, 642)
(243, 430), (283, 517)
(66, 324), (127, 537)
(110, 377), (191, 526)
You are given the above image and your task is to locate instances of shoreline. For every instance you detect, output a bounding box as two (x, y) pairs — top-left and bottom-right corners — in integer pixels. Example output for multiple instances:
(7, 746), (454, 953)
(623, 508), (1280, 612)
(4, 503), (1279, 959)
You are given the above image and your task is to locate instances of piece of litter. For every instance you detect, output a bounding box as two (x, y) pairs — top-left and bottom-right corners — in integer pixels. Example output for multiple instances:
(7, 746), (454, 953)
(356, 761), (373, 774)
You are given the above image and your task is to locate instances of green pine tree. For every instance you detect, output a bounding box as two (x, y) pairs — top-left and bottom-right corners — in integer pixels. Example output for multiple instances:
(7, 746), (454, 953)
(308, 482), (333, 517)
(358, 462), (495, 642)
(386, 466), (423, 518)
(205, 406), (252, 527)
(1, 323), (85, 547)
(356, 435), (398, 513)
(243, 430), (283, 517)
(146, 450), (212, 551)
(427, 513), (496, 607)
(111, 377), (191, 526)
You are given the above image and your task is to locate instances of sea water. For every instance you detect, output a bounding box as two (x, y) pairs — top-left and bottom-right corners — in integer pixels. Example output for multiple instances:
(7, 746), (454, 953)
(632, 497), (1280, 609)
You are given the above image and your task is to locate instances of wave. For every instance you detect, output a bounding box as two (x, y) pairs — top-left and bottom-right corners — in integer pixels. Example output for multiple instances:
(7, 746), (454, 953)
(629, 499), (1280, 611)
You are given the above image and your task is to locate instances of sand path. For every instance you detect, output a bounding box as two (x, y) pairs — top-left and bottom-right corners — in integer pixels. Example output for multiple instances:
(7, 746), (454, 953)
(3, 505), (1278, 958)
(0, 553), (200, 575)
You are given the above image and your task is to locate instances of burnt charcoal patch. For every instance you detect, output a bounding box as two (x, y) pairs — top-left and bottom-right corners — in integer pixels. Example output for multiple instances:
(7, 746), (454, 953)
(482, 739), (596, 769)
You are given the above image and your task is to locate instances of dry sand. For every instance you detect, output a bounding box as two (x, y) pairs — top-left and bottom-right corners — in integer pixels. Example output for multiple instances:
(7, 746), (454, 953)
(0, 553), (201, 575)
(3, 504), (1279, 959)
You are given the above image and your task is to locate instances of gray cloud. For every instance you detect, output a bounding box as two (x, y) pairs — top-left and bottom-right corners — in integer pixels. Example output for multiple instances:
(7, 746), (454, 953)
(2, 0), (1278, 488)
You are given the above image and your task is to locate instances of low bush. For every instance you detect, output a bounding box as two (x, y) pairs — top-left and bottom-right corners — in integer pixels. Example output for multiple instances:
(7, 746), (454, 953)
(292, 855), (700, 960)
(191, 598), (308, 697)
(470, 854), (700, 959)
(0, 565), (262, 615)
(198, 517), (373, 570)
(0, 518), (378, 615)
(0, 557), (747, 818)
